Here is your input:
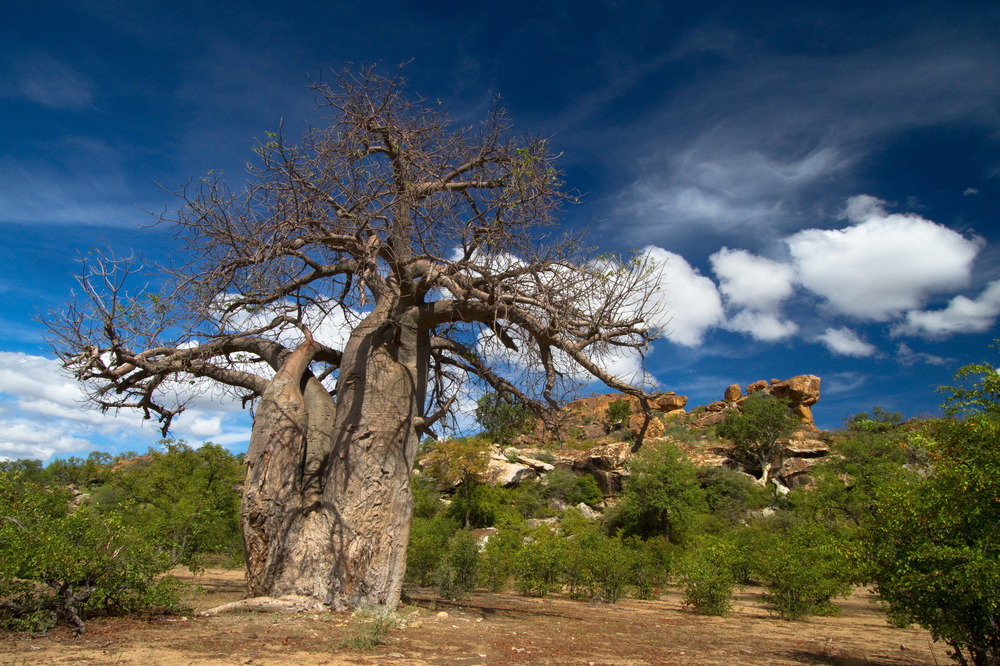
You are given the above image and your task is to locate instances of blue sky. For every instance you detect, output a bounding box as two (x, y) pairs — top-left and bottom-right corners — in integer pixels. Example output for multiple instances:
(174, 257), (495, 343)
(3, 0), (1000, 460)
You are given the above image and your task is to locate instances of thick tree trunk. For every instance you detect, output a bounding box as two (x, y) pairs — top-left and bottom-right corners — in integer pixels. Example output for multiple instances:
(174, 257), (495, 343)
(241, 301), (423, 610)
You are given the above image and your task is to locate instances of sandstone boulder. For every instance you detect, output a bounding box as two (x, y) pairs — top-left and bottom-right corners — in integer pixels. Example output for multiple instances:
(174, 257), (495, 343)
(769, 375), (821, 429)
(724, 384), (742, 401)
(627, 413), (665, 439)
(690, 411), (726, 428)
(746, 380), (768, 394)
(484, 457), (536, 487)
(653, 392), (688, 412)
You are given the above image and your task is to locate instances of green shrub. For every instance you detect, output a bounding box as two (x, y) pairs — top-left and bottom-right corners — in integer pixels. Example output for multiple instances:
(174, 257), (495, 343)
(541, 469), (603, 508)
(750, 521), (852, 620)
(862, 413), (1000, 666)
(607, 399), (631, 430)
(716, 393), (798, 481)
(616, 440), (706, 544)
(0, 471), (182, 634)
(515, 528), (564, 596)
(406, 514), (459, 586)
(587, 534), (634, 603)
(679, 538), (737, 616)
(628, 535), (673, 600)
(343, 608), (395, 650)
(450, 483), (520, 527)
(480, 528), (522, 593)
(700, 466), (770, 525)
(436, 529), (481, 600)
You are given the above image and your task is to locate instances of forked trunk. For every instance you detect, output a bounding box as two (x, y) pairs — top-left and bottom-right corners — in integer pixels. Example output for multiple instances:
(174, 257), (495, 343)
(240, 304), (423, 609)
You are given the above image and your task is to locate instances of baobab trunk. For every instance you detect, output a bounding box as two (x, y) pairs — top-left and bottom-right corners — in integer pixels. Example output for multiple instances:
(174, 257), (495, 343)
(240, 303), (423, 609)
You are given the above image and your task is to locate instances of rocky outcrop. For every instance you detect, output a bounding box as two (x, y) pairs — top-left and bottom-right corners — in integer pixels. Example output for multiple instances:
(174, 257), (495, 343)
(552, 441), (632, 496)
(769, 375), (821, 426)
(709, 375), (821, 429)
(484, 455), (536, 487)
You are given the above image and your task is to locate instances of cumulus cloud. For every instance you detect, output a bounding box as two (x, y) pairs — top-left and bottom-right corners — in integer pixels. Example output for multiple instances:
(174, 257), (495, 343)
(815, 327), (879, 357)
(892, 280), (1000, 339)
(645, 247), (724, 346)
(709, 247), (795, 312)
(0, 352), (252, 460)
(787, 196), (982, 320)
(724, 311), (799, 341)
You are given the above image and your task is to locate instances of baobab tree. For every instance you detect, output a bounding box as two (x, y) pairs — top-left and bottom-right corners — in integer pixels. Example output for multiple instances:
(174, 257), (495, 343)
(44, 67), (666, 610)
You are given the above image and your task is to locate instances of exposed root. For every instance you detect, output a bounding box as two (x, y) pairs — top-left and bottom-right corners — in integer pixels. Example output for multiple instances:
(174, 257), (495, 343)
(199, 595), (327, 616)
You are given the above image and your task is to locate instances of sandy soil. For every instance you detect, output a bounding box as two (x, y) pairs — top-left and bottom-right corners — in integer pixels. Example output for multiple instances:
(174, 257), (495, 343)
(0, 568), (953, 666)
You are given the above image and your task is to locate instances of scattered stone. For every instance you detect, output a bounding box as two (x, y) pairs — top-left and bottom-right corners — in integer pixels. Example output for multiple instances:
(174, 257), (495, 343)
(575, 502), (601, 520)
(436, 611), (449, 619)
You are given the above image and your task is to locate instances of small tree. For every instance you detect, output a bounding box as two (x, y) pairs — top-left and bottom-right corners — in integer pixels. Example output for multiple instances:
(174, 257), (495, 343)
(423, 437), (492, 528)
(475, 391), (536, 447)
(607, 399), (631, 431)
(616, 440), (705, 543)
(716, 393), (799, 484)
(862, 360), (1000, 666)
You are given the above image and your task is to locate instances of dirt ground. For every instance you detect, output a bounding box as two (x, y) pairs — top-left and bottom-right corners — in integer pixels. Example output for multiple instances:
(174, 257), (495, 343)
(1, 568), (953, 666)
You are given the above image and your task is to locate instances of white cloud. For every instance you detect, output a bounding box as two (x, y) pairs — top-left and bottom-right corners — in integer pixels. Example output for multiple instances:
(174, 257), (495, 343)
(0, 420), (91, 462)
(645, 247), (724, 347)
(964, 187), (979, 197)
(895, 342), (950, 367)
(709, 247), (795, 312)
(892, 280), (1000, 339)
(787, 196), (982, 320)
(0, 352), (252, 460)
(724, 311), (799, 341)
(815, 327), (879, 357)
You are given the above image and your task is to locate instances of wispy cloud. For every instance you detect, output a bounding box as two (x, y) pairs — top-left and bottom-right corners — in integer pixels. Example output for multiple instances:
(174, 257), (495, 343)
(3, 53), (94, 110)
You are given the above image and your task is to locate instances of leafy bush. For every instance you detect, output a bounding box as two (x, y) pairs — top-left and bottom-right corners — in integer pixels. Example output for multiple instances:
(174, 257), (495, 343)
(863, 415), (1000, 666)
(699, 466), (770, 526)
(475, 391), (537, 446)
(436, 529), (482, 600)
(750, 521), (852, 620)
(586, 534), (635, 602)
(615, 440), (705, 543)
(716, 393), (799, 481)
(406, 514), (459, 586)
(607, 399), (631, 430)
(678, 537), (737, 616)
(480, 527), (522, 592)
(0, 471), (182, 634)
(515, 528), (565, 596)
(109, 441), (244, 570)
(343, 608), (395, 650)
(541, 469), (603, 508)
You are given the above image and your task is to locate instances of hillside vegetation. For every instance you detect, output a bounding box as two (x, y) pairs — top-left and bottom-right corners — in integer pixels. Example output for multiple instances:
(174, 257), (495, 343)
(2, 359), (998, 665)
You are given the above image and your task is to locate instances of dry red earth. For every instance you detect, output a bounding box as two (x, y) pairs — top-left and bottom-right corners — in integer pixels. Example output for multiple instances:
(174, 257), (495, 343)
(1, 568), (952, 666)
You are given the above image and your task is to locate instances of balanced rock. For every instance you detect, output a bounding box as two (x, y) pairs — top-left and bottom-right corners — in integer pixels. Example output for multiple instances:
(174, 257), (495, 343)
(653, 392), (688, 412)
(769, 375), (821, 428)
(724, 384), (742, 402)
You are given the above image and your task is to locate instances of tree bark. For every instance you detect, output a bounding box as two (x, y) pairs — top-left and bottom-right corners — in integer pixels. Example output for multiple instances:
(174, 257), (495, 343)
(240, 300), (422, 610)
